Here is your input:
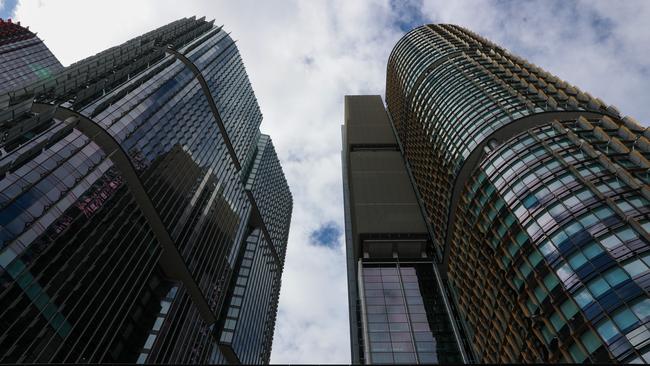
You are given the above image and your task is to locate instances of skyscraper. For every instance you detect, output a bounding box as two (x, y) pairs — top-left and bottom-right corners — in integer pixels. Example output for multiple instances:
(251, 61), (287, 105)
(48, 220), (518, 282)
(0, 18), (62, 94)
(343, 95), (465, 365)
(0, 16), (292, 364)
(344, 24), (649, 364)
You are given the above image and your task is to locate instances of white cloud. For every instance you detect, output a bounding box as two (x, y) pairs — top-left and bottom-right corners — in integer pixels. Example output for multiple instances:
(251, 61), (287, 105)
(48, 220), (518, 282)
(13, 0), (649, 364)
(420, 0), (650, 124)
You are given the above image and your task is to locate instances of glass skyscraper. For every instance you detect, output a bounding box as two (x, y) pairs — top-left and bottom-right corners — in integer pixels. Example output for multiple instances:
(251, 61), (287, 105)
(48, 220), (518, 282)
(0, 18), (62, 94)
(0, 17), (292, 364)
(345, 24), (649, 364)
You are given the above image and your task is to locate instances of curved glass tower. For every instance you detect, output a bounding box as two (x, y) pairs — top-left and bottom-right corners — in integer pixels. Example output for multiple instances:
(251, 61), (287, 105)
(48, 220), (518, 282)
(385, 24), (650, 364)
(345, 24), (649, 364)
(0, 17), (291, 364)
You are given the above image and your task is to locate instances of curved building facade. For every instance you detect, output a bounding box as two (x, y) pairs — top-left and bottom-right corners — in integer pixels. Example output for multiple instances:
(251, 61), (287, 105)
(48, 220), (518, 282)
(0, 17), (291, 364)
(381, 25), (650, 363)
(0, 18), (63, 94)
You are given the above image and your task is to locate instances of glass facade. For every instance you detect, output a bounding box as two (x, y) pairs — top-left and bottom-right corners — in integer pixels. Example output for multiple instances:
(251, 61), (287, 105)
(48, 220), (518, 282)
(360, 262), (461, 364)
(386, 24), (610, 259)
(342, 95), (466, 364)
(0, 19), (63, 94)
(382, 24), (649, 363)
(0, 17), (291, 364)
(450, 120), (650, 363)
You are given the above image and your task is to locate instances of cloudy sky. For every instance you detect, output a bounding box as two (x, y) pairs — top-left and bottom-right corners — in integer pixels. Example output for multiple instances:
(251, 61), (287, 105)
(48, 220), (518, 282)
(2, 0), (649, 363)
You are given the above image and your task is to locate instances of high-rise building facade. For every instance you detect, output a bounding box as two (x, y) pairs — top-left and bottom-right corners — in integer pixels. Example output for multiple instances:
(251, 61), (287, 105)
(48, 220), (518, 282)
(0, 18), (63, 94)
(0, 17), (292, 364)
(345, 24), (649, 364)
(343, 95), (465, 365)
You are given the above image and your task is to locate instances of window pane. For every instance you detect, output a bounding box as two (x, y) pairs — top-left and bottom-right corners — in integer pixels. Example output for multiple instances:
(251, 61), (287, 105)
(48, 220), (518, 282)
(390, 332), (411, 342)
(388, 314), (408, 323)
(371, 352), (394, 364)
(617, 228), (638, 241)
(418, 352), (438, 363)
(596, 319), (619, 343)
(604, 267), (629, 287)
(550, 312), (565, 331)
(574, 288), (594, 308)
(544, 273), (560, 290)
(580, 330), (601, 353)
(568, 252), (587, 269)
(368, 314), (388, 323)
(569, 342), (586, 362)
(612, 308), (637, 331)
(416, 341), (435, 352)
(370, 332), (390, 342)
(371, 342), (392, 352)
(413, 331), (433, 342)
(623, 259), (648, 277)
(556, 263), (574, 282)
(391, 342), (414, 352)
(389, 323), (410, 332)
(393, 353), (416, 363)
(600, 234), (622, 249)
(587, 278), (609, 297)
(369, 323), (389, 332)
(631, 298), (650, 320)
(534, 286), (547, 302)
(528, 250), (542, 266)
(561, 299), (579, 319)
(583, 242), (603, 259)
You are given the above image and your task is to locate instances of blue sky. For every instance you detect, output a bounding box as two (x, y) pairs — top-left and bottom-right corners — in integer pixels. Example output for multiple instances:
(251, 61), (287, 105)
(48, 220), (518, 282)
(10, 0), (650, 363)
(310, 221), (342, 248)
(0, 0), (18, 18)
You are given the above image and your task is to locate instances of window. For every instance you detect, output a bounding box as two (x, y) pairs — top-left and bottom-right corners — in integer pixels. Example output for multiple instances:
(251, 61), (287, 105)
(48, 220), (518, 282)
(574, 288), (594, 308)
(583, 242), (603, 259)
(523, 193), (538, 209)
(616, 200), (634, 212)
(565, 222), (583, 237)
(534, 285), (547, 303)
(528, 250), (542, 267)
(556, 263), (574, 283)
(612, 307), (637, 331)
(623, 258), (648, 277)
(519, 262), (532, 278)
(568, 251), (587, 270)
(580, 330), (601, 353)
(560, 299), (579, 319)
(550, 230), (568, 247)
(543, 273), (560, 291)
(569, 342), (586, 362)
(594, 206), (614, 220)
(617, 228), (638, 242)
(603, 267), (629, 287)
(541, 325), (554, 343)
(143, 334), (156, 350)
(371, 342), (391, 352)
(539, 241), (556, 257)
(631, 298), (650, 321)
(596, 319), (618, 343)
(587, 277), (609, 297)
(578, 213), (598, 228)
(550, 312), (565, 331)
(371, 352), (393, 364)
(370, 333), (390, 342)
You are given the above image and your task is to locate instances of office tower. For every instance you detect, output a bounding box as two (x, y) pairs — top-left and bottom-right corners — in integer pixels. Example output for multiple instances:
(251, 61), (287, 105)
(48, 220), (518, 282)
(343, 95), (465, 364)
(0, 16), (292, 365)
(345, 24), (649, 364)
(0, 18), (63, 93)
